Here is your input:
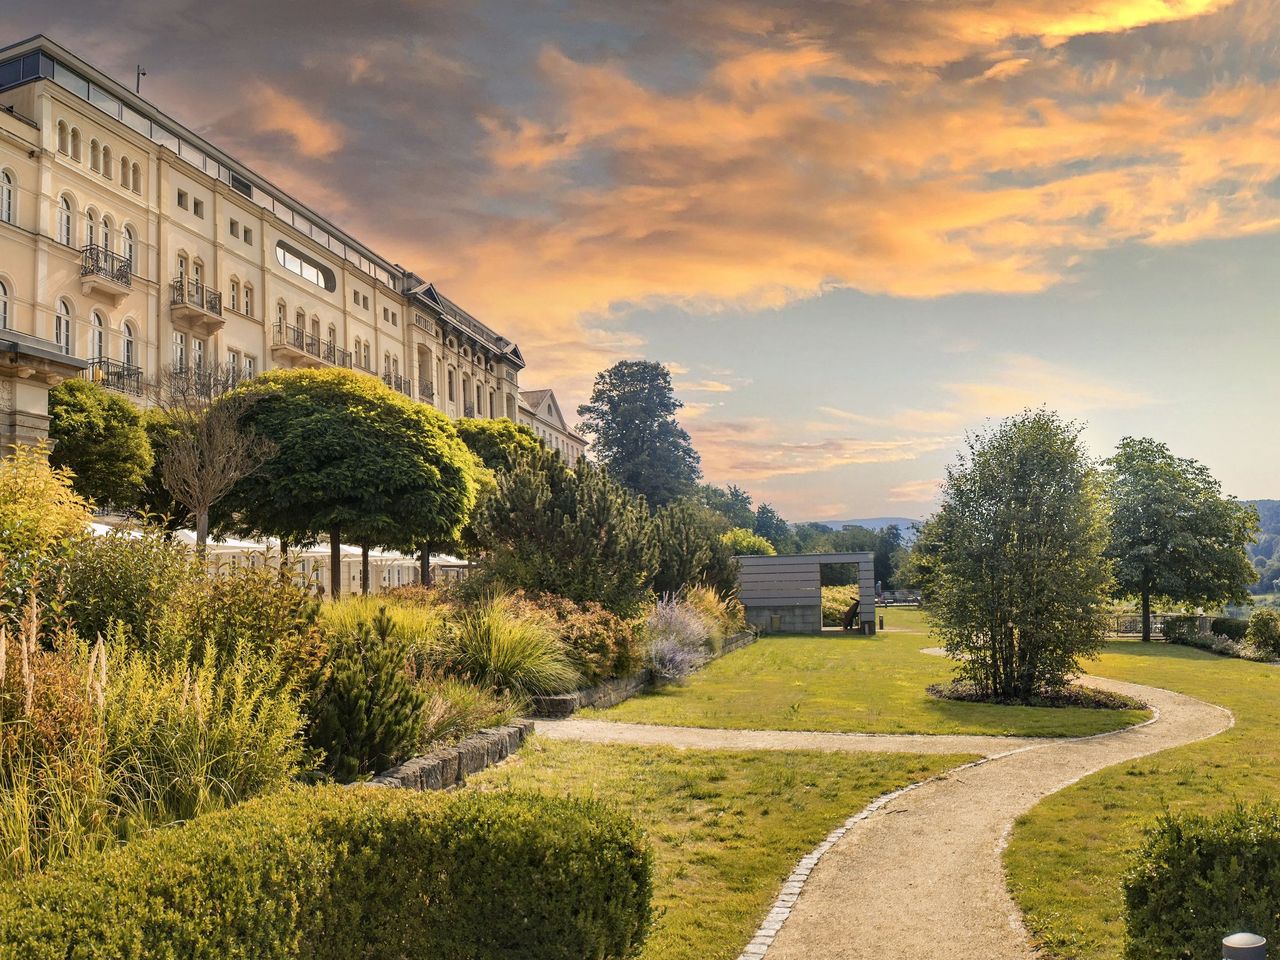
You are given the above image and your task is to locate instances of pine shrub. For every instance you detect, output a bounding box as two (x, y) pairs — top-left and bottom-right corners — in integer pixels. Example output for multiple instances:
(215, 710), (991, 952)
(1247, 608), (1280, 659)
(1124, 804), (1280, 959)
(0, 786), (654, 960)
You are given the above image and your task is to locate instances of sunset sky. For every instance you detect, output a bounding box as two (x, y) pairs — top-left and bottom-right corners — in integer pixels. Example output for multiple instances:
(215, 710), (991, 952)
(11, 1), (1279, 520)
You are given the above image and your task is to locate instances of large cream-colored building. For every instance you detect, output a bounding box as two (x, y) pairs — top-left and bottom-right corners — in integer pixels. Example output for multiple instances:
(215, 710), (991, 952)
(0, 35), (525, 439)
(517, 388), (587, 462)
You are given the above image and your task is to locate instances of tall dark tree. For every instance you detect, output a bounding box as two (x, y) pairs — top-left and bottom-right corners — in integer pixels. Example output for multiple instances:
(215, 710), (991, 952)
(753, 503), (796, 553)
(697, 483), (755, 530)
(1105, 437), (1259, 640)
(652, 498), (738, 597)
(219, 368), (477, 599)
(472, 447), (657, 616)
(47, 378), (153, 511)
(576, 360), (701, 507)
(914, 410), (1112, 701)
(454, 417), (542, 472)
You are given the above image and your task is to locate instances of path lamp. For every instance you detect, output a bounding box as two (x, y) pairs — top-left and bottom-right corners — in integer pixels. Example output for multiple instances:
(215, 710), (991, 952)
(1223, 932), (1266, 960)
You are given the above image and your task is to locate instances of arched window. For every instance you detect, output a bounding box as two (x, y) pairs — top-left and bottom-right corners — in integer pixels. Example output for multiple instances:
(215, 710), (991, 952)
(84, 207), (98, 248)
(0, 279), (8, 330)
(131, 163), (141, 195)
(362, 342), (370, 369)
(69, 128), (81, 162)
(122, 320), (136, 367)
(90, 139), (100, 172)
(276, 301), (286, 327)
(295, 308), (305, 329)
(392, 356), (399, 377)
(120, 156), (130, 190)
(327, 323), (336, 344)
(55, 298), (72, 355)
(89, 311), (105, 360)
(353, 336), (361, 362)
(0, 171), (12, 225)
(447, 367), (455, 402)
(101, 145), (112, 180)
(57, 196), (73, 245)
(100, 215), (112, 254)
(57, 121), (68, 155)
(309, 315), (319, 340)
(191, 259), (203, 285)
(177, 253), (188, 278)
(383, 351), (391, 374)
(243, 283), (254, 317)
(122, 226), (135, 267)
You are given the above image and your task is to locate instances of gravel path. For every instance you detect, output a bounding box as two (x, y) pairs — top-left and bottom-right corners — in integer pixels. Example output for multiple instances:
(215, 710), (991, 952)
(534, 718), (1050, 758)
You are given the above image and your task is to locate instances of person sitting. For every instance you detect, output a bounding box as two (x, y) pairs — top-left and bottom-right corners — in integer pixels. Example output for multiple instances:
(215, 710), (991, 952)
(842, 598), (861, 631)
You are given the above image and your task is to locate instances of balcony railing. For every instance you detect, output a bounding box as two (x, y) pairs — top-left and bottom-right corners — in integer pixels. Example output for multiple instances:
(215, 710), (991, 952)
(272, 322), (352, 368)
(381, 371), (412, 397)
(80, 245), (132, 288)
(83, 357), (144, 396)
(170, 277), (222, 316)
(417, 379), (434, 403)
(463, 401), (476, 418)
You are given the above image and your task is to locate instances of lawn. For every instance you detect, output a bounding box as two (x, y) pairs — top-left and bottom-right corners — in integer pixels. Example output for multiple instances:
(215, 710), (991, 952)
(1005, 639), (1280, 959)
(470, 737), (972, 960)
(593, 609), (1150, 737)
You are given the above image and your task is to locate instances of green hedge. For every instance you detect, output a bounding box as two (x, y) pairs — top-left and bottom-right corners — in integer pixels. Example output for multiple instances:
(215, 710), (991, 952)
(1124, 804), (1280, 959)
(1211, 616), (1250, 641)
(0, 786), (653, 960)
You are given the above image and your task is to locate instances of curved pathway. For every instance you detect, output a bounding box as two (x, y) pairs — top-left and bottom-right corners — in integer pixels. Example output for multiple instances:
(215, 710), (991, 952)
(537, 674), (1232, 960)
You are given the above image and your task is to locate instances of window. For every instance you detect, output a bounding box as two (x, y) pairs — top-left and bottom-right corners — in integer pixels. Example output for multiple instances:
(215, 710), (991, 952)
(296, 308), (305, 328)
(173, 330), (187, 371)
(362, 343), (370, 369)
(274, 240), (335, 291)
(90, 139), (100, 172)
(447, 367), (455, 402)
(353, 336), (362, 364)
(328, 322), (336, 344)
(277, 301), (286, 326)
(0, 279), (8, 329)
(229, 280), (239, 313)
(383, 351), (391, 374)
(383, 307), (389, 324)
(242, 226), (252, 244)
(122, 321), (135, 367)
(391, 311), (398, 327)
(55, 298), (72, 355)
(58, 196), (73, 245)
(353, 290), (360, 306)
(193, 337), (205, 373)
(244, 354), (256, 378)
(100, 215), (111, 253)
(192, 260), (203, 285)
(230, 218), (239, 238)
(177, 189), (188, 210)
(120, 156), (130, 190)
(89, 311), (104, 360)
(122, 226), (135, 266)
(69, 127), (81, 161)
(131, 163), (141, 195)
(392, 356), (399, 377)
(84, 208), (97, 248)
(177, 254), (188, 278)
(227, 348), (240, 372)
(0, 171), (12, 225)
(362, 294), (369, 309)
(192, 198), (204, 218)
(101, 144), (112, 179)
(243, 284), (254, 317)
(57, 120), (68, 154)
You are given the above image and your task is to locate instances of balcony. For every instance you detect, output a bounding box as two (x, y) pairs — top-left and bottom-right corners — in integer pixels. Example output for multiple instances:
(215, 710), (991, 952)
(271, 322), (352, 369)
(381, 371), (412, 397)
(463, 401), (476, 418)
(170, 277), (224, 336)
(417, 379), (434, 404)
(82, 357), (144, 396)
(80, 245), (132, 304)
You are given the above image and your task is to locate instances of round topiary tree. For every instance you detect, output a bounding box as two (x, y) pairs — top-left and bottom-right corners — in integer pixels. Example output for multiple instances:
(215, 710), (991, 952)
(219, 368), (478, 599)
(47, 378), (153, 511)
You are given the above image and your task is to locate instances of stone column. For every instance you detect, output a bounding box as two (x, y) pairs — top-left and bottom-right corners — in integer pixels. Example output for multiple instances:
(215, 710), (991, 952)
(0, 330), (89, 452)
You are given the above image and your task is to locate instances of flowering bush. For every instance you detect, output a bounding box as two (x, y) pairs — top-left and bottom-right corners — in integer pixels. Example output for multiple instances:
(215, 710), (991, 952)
(508, 592), (643, 685)
(644, 596), (711, 683)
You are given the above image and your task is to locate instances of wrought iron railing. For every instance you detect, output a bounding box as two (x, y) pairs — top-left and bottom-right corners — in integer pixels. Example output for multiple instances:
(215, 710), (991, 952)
(381, 372), (412, 396)
(463, 401), (476, 418)
(83, 357), (144, 396)
(417, 379), (434, 403)
(272, 322), (351, 367)
(170, 277), (222, 315)
(80, 245), (132, 287)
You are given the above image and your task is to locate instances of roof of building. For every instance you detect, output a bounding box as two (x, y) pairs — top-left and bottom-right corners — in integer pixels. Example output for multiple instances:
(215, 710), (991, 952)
(518, 388), (587, 444)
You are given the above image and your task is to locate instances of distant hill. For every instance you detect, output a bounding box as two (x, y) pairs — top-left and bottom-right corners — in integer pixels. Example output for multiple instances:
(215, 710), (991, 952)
(803, 517), (920, 533)
(1244, 500), (1279, 562)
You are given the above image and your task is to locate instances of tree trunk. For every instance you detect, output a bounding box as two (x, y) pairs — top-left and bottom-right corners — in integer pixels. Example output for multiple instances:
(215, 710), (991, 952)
(419, 543), (433, 587)
(361, 543), (370, 595)
(329, 526), (342, 600)
(1141, 588), (1152, 642)
(195, 508), (209, 560)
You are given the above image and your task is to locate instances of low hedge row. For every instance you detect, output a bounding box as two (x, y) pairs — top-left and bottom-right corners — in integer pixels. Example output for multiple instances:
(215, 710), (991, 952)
(1124, 804), (1280, 959)
(0, 786), (653, 960)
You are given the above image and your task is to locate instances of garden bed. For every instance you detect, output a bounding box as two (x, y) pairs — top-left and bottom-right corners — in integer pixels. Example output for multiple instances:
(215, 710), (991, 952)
(926, 681), (1147, 712)
(368, 720), (535, 790)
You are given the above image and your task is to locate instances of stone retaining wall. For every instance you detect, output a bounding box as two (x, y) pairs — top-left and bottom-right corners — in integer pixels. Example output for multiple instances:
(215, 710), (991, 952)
(531, 630), (758, 718)
(368, 719), (534, 791)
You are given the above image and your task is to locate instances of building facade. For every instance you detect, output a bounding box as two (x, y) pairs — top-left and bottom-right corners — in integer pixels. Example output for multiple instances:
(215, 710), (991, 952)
(0, 36), (524, 438)
(517, 388), (586, 462)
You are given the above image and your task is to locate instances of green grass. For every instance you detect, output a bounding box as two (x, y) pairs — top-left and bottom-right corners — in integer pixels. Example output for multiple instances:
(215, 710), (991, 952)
(594, 609), (1150, 737)
(471, 737), (972, 960)
(1006, 640), (1280, 959)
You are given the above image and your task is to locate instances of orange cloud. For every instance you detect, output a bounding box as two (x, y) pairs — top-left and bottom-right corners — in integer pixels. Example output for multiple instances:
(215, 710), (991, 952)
(248, 83), (346, 159)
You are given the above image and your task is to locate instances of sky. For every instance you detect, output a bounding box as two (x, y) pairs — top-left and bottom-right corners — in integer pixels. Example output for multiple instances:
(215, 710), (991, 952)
(9, 0), (1280, 521)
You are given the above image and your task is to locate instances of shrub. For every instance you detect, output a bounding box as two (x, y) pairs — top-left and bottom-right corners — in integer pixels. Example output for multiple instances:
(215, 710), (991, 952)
(0, 445), (92, 629)
(822, 584), (861, 627)
(47, 377), (153, 511)
(418, 673), (518, 747)
(1124, 804), (1280, 960)
(722, 527), (776, 556)
(683, 585), (745, 653)
(1246, 608), (1280, 659)
(0, 786), (654, 960)
(320, 594), (448, 664)
(1161, 615), (1203, 644)
(442, 595), (579, 701)
(309, 608), (426, 782)
(1211, 616), (1249, 641)
(644, 596), (710, 682)
(509, 592), (643, 685)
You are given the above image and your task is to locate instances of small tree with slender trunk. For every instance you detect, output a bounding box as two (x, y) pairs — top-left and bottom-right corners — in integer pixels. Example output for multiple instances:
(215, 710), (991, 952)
(913, 410), (1113, 701)
(154, 363), (274, 552)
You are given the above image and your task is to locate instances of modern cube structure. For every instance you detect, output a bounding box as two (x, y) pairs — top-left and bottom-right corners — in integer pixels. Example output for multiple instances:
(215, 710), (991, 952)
(738, 552), (876, 635)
